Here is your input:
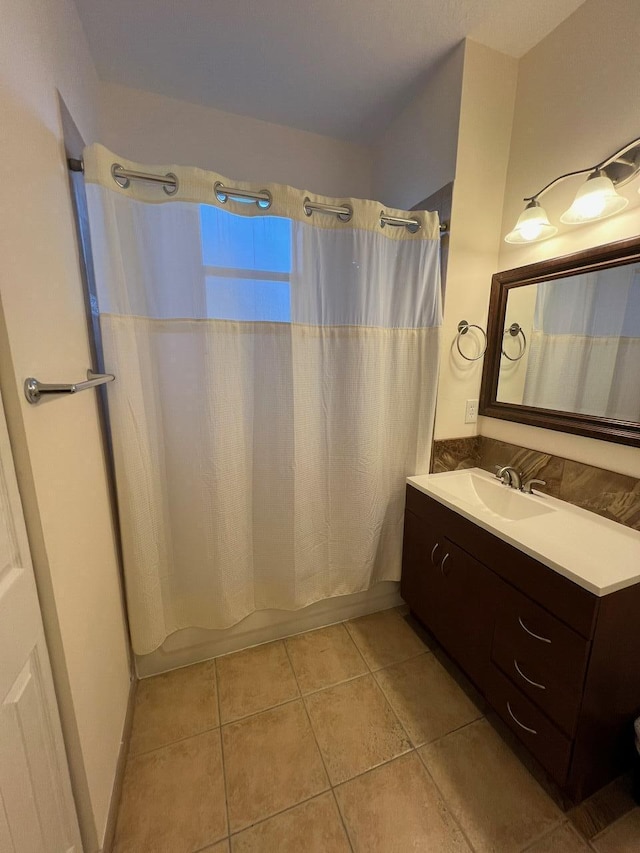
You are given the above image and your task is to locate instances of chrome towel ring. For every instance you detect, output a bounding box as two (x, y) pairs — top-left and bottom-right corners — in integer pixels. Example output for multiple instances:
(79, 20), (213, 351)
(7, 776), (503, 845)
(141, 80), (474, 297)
(502, 323), (527, 362)
(456, 320), (487, 361)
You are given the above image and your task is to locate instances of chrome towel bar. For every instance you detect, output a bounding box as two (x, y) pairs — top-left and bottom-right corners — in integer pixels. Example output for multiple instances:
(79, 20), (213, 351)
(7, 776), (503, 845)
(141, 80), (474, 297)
(24, 370), (115, 404)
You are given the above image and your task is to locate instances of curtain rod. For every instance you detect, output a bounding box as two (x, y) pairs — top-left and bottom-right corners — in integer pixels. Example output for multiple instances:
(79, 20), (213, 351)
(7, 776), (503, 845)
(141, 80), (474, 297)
(68, 159), (449, 235)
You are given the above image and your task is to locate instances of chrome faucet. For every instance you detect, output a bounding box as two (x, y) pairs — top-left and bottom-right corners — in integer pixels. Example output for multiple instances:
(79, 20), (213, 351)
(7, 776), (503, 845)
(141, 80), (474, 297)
(494, 465), (523, 490)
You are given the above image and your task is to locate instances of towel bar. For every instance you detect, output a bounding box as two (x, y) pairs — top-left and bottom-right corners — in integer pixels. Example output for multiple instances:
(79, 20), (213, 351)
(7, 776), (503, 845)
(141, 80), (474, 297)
(24, 370), (115, 404)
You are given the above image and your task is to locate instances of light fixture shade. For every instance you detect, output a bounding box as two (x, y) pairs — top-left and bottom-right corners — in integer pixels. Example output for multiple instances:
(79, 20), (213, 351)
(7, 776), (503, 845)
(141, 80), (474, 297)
(504, 201), (557, 244)
(560, 171), (628, 224)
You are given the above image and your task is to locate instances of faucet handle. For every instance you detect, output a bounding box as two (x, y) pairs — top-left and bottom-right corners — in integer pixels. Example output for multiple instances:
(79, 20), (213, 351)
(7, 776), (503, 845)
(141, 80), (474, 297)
(494, 465), (511, 485)
(523, 478), (546, 495)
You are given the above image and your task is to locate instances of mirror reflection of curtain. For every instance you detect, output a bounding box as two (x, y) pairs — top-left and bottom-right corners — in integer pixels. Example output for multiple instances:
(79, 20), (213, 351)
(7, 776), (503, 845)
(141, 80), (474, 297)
(523, 265), (640, 420)
(83, 145), (442, 655)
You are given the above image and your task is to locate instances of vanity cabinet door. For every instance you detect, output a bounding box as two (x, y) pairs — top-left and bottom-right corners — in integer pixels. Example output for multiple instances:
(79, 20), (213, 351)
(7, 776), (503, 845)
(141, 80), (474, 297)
(427, 538), (498, 688)
(401, 506), (498, 691)
(400, 510), (442, 628)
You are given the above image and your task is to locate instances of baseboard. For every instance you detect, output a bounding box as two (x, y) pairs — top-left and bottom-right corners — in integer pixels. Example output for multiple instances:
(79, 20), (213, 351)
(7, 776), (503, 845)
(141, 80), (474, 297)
(100, 675), (137, 852)
(136, 581), (403, 678)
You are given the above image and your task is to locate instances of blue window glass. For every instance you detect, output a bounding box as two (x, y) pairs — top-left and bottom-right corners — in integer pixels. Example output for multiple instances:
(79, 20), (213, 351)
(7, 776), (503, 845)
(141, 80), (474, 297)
(200, 205), (292, 322)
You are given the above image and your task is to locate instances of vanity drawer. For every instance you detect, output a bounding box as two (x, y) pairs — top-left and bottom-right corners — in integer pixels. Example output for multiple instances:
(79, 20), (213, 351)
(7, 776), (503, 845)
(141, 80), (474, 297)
(486, 663), (572, 787)
(492, 584), (590, 736)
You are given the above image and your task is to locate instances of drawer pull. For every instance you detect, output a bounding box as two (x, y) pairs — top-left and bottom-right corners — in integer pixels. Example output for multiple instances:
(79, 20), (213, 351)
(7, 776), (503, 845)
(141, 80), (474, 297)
(507, 701), (537, 735)
(518, 616), (551, 645)
(440, 553), (450, 576)
(430, 543), (441, 566)
(514, 659), (546, 690)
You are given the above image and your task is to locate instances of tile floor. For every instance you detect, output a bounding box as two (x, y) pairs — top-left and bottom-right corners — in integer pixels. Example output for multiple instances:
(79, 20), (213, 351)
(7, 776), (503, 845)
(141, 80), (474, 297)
(113, 607), (640, 852)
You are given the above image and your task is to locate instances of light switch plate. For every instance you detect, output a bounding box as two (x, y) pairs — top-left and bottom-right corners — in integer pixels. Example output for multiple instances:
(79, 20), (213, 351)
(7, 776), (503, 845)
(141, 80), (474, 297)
(465, 399), (478, 424)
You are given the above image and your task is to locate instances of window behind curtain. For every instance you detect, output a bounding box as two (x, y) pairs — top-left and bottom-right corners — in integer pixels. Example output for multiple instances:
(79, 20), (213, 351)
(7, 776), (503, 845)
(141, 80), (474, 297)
(200, 205), (292, 322)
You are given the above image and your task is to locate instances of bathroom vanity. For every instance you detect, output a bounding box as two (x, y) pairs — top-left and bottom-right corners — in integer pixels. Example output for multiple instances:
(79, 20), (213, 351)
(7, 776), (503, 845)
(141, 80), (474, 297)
(401, 468), (640, 803)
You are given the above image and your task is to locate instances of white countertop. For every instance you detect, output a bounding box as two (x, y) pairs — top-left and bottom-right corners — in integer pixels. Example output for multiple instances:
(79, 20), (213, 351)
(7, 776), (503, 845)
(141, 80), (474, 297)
(407, 467), (640, 597)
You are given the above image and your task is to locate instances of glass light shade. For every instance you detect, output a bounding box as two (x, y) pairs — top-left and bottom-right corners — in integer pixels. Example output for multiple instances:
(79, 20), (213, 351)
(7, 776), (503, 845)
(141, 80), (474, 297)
(504, 201), (557, 244)
(560, 172), (628, 224)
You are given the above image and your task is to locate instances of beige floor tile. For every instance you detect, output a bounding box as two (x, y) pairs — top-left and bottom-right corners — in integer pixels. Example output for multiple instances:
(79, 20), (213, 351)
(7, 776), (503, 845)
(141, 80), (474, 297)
(335, 752), (471, 852)
(231, 792), (350, 852)
(199, 843), (230, 853)
(114, 730), (227, 853)
(524, 822), (592, 852)
(129, 661), (218, 755)
(285, 623), (368, 694)
(216, 640), (299, 722)
(346, 608), (426, 670)
(420, 718), (562, 853)
(374, 653), (482, 747)
(592, 808), (640, 852)
(222, 700), (329, 832)
(305, 674), (411, 784)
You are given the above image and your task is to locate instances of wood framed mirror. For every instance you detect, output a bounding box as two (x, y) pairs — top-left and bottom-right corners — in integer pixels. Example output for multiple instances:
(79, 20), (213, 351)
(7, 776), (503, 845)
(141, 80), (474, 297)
(479, 236), (640, 447)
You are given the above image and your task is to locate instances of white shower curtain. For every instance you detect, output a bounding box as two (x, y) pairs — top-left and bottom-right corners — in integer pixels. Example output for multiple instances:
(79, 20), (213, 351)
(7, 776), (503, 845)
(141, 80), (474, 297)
(523, 266), (640, 420)
(83, 144), (441, 655)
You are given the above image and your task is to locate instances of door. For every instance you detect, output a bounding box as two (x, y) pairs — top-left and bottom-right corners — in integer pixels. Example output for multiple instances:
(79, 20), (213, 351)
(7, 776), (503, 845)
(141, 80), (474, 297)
(0, 389), (82, 852)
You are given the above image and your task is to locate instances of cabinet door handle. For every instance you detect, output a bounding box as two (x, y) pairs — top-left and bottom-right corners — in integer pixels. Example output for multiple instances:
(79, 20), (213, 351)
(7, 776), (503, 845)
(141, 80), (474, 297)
(430, 543), (440, 566)
(507, 701), (537, 735)
(440, 553), (450, 576)
(518, 616), (551, 644)
(514, 659), (546, 690)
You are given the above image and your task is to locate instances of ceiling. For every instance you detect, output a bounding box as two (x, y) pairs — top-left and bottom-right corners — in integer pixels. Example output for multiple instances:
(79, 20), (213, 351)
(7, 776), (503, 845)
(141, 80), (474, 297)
(74, 0), (586, 144)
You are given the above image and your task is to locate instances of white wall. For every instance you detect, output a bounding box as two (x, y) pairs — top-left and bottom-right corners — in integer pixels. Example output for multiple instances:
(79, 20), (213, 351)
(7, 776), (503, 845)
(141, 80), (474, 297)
(434, 41), (518, 440)
(99, 82), (373, 200)
(485, 0), (640, 477)
(371, 44), (465, 210)
(0, 0), (131, 848)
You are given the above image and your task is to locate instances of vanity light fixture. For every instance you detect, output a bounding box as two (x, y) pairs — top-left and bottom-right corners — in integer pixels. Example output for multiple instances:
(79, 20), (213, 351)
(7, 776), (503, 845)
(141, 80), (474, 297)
(505, 135), (640, 244)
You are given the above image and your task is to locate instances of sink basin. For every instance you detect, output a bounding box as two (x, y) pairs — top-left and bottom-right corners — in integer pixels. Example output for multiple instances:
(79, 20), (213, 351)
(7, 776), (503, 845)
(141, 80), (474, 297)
(425, 470), (556, 521)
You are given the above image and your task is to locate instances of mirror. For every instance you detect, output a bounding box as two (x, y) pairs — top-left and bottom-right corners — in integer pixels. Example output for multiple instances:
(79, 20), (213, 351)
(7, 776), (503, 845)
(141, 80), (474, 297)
(480, 236), (640, 446)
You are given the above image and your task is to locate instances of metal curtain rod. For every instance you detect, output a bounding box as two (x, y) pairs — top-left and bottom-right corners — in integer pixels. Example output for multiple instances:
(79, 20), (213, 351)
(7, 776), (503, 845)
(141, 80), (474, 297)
(69, 159), (449, 234)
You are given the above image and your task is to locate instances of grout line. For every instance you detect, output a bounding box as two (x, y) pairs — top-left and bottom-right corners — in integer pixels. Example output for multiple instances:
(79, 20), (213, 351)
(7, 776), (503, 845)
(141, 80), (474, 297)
(281, 641), (354, 852)
(214, 657), (232, 844)
(413, 714), (486, 752)
(329, 787), (353, 853)
(298, 669), (371, 699)
(414, 744), (479, 853)
(517, 818), (573, 852)
(227, 788), (332, 841)
(367, 668), (414, 747)
(128, 722), (222, 759)
(219, 693), (301, 728)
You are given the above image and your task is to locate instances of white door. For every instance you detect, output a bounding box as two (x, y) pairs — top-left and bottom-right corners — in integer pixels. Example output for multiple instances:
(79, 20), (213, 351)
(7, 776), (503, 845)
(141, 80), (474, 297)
(0, 389), (82, 853)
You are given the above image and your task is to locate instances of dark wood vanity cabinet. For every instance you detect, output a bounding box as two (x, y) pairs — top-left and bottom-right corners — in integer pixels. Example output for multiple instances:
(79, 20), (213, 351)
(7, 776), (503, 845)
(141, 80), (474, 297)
(401, 484), (640, 803)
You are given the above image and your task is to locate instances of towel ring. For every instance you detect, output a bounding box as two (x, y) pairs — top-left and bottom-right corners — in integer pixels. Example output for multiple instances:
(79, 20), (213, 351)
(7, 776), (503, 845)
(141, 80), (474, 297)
(456, 320), (487, 361)
(502, 323), (527, 362)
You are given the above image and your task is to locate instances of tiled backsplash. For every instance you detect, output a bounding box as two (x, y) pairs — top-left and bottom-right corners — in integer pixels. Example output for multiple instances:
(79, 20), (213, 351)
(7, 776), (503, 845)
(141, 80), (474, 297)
(431, 436), (640, 532)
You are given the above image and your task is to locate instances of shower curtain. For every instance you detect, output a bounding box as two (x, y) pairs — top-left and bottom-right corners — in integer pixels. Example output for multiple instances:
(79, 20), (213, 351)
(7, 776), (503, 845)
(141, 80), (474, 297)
(523, 266), (640, 420)
(83, 144), (442, 655)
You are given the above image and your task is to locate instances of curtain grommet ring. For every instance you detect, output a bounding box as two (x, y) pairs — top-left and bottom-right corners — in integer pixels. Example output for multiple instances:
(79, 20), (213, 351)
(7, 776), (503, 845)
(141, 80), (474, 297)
(338, 204), (353, 223)
(162, 173), (179, 196)
(257, 190), (272, 210)
(303, 197), (313, 217)
(111, 163), (130, 189)
(214, 181), (228, 204)
(456, 320), (487, 361)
